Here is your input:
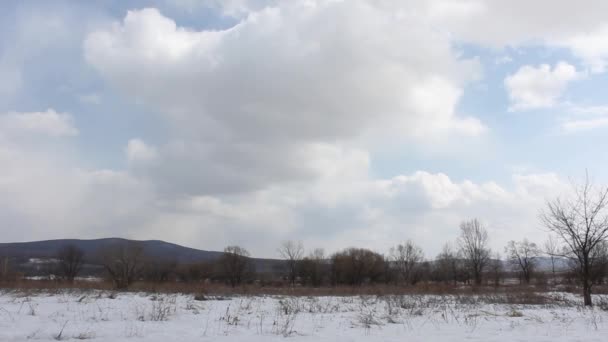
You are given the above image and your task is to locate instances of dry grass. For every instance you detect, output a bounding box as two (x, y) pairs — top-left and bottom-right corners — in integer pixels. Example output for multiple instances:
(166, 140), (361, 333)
(1, 279), (604, 307)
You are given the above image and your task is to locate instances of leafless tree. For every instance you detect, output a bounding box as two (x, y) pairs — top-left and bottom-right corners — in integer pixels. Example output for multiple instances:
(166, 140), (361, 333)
(144, 258), (177, 283)
(219, 245), (252, 288)
(299, 248), (326, 287)
(434, 243), (459, 284)
(505, 239), (540, 284)
(589, 241), (608, 285)
(390, 240), (424, 285)
(0, 255), (10, 281)
(330, 248), (385, 286)
(56, 244), (85, 283)
(458, 218), (490, 285)
(488, 252), (503, 287)
(278, 240), (304, 286)
(541, 173), (608, 306)
(543, 235), (560, 280)
(99, 242), (146, 289)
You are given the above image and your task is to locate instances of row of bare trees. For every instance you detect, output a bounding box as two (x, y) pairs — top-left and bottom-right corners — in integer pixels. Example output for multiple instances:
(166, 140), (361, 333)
(45, 225), (608, 307)
(5, 173), (608, 307)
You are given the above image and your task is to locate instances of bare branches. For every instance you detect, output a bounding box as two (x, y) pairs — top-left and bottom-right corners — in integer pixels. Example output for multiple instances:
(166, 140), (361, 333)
(278, 240), (304, 286)
(505, 239), (540, 284)
(458, 218), (490, 285)
(99, 241), (145, 289)
(389, 240), (424, 285)
(219, 245), (252, 287)
(543, 235), (561, 278)
(540, 173), (608, 306)
(56, 245), (85, 283)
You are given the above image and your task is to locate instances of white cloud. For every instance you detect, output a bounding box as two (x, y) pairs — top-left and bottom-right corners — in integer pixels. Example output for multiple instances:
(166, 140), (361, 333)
(495, 55), (513, 65)
(558, 24), (608, 73)
(504, 62), (580, 111)
(2, 1), (603, 258)
(562, 117), (608, 133)
(126, 138), (158, 163)
(0, 109), (78, 138)
(560, 104), (608, 133)
(84, 5), (484, 195)
(374, 0), (608, 73)
(0, 110), (567, 256)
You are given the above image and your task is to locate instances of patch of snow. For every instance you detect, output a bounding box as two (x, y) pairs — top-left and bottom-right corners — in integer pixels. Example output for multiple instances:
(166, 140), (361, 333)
(0, 291), (606, 341)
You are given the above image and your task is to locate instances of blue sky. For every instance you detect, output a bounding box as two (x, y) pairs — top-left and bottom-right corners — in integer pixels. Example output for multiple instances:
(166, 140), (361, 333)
(2, 0), (608, 257)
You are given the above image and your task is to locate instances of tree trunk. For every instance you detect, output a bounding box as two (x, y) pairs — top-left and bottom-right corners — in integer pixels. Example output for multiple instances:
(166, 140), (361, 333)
(474, 265), (482, 285)
(583, 256), (593, 306)
(583, 281), (592, 306)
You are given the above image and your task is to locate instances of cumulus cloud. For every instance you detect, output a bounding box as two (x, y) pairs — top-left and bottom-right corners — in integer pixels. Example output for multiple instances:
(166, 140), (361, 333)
(558, 25), (608, 73)
(126, 138), (158, 163)
(0, 108), (567, 256)
(84, 4), (484, 195)
(504, 62), (580, 111)
(365, 1), (608, 73)
(0, 109), (78, 139)
(2, 1), (604, 258)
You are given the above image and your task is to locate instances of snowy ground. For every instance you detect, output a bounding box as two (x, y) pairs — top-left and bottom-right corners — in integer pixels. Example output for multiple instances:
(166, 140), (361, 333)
(1, 290), (607, 341)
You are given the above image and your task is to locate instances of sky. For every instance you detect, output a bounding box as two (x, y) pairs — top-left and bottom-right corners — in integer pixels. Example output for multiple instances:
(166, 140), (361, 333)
(2, 0), (608, 258)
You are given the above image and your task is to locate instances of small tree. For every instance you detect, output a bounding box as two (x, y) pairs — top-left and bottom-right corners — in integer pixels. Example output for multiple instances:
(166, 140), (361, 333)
(505, 239), (540, 284)
(219, 246), (252, 288)
(278, 240), (304, 286)
(389, 240), (424, 285)
(458, 218), (490, 285)
(330, 248), (385, 286)
(543, 235), (560, 281)
(434, 243), (459, 284)
(144, 258), (177, 283)
(299, 248), (325, 287)
(589, 241), (608, 285)
(541, 173), (608, 306)
(100, 241), (145, 289)
(0, 255), (10, 281)
(488, 252), (503, 287)
(57, 244), (85, 283)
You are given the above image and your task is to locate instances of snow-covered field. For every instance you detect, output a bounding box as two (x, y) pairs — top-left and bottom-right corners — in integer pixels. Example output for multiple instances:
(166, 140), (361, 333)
(1, 290), (607, 341)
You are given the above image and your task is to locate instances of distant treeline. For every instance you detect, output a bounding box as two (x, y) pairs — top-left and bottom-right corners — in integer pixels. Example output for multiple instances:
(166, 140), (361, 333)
(2, 218), (607, 292)
(3, 174), (608, 307)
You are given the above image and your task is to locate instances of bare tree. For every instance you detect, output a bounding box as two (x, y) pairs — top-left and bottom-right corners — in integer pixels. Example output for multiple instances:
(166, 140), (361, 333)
(99, 241), (146, 289)
(0, 255), (10, 281)
(56, 245), (85, 283)
(541, 173), (608, 306)
(390, 240), (424, 285)
(458, 218), (490, 285)
(299, 248), (326, 287)
(434, 243), (459, 284)
(543, 235), (560, 280)
(278, 240), (304, 286)
(144, 258), (177, 283)
(330, 248), (385, 286)
(488, 252), (503, 287)
(219, 245), (252, 288)
(589, 241), (608, 285)
(505, 239), (540, 284)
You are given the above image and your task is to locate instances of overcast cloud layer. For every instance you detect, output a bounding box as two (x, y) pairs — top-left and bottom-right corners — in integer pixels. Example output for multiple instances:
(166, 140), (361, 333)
(1, 0), (608, 257)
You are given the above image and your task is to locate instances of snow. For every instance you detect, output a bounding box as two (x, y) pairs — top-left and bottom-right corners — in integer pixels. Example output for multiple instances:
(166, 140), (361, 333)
(0, 290), (607, 341)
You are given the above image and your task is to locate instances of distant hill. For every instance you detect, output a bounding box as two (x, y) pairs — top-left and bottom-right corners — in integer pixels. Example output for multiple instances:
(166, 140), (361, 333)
(0, 238), (283, 275)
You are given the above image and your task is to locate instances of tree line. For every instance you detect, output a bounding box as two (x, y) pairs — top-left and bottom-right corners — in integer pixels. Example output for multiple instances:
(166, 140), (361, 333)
(2, 173), (608, 306)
